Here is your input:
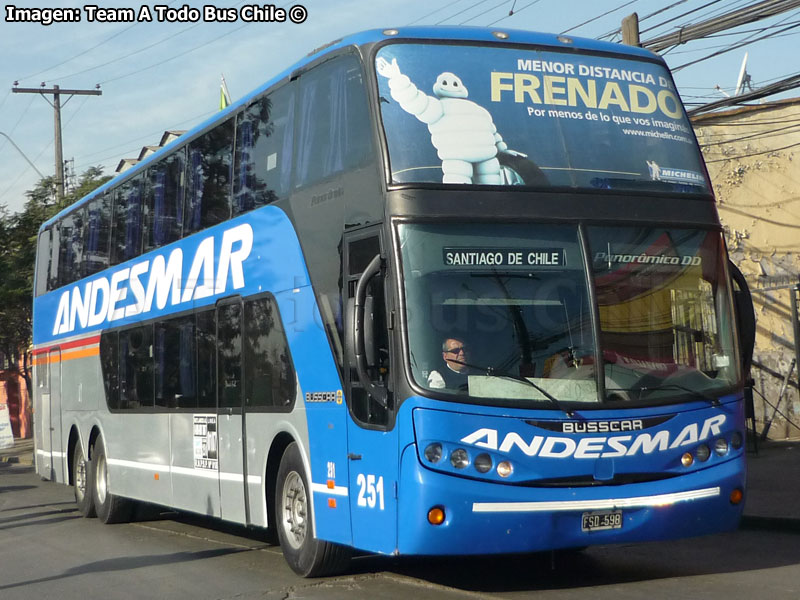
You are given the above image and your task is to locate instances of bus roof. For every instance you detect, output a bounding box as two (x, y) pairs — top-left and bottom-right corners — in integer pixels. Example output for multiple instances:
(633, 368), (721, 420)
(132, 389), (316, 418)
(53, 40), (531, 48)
(40, 26), (660, 231)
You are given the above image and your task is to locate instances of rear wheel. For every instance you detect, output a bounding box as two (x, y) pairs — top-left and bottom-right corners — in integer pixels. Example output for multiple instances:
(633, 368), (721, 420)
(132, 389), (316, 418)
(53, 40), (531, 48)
(275, 442), (351, 577)
(73, 442), (96, 518)
(92, 437), (133, 524)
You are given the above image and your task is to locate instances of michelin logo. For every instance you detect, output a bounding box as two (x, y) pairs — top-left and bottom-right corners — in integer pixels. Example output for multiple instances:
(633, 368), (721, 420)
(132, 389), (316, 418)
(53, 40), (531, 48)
(647, 160), (705, 185)
(51, 223), (253, 336)
(461, 414), (726, 459)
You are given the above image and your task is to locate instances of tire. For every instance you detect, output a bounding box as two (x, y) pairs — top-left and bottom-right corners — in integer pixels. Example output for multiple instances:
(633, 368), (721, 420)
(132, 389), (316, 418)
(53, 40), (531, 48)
(92, 437), (133, 524)
(73, 442), (96, 518)
(275, 442), (351, 577)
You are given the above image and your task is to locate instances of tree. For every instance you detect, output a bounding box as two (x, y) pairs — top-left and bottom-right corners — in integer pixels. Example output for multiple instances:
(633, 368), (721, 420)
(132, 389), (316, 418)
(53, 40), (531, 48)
(0, 167), (111, 391)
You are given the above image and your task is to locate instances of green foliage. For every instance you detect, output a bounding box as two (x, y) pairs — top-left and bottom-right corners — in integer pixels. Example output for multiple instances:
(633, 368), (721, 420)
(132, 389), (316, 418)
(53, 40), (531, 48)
(0, 167), (111, 373)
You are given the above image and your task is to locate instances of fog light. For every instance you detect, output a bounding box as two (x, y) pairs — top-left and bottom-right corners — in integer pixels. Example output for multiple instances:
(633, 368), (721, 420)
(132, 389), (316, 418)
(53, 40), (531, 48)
(424, 443), (443, 463)
(730, 488), (743, 505)
(681, 452), (694, 467)
(731, 431), (743, 450)
(428, 506), (445, 525)
(474, 453), (492, 473)
(696, 444), (710, 462)
(714, 438), (729, 456)
(497, 460), (513, 478)
(450, 448), (469, 469)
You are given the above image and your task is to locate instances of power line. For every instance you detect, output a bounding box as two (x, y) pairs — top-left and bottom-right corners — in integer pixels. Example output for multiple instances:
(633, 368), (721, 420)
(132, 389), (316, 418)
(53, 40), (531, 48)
(486, 0), (544, 26)
(642, 0), (800, 53)
(673, 18), (800, 71)
(560, 0), (641, 35)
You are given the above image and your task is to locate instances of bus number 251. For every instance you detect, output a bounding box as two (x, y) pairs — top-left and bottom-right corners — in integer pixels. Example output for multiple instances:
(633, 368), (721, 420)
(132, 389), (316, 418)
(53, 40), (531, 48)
(356, 473), (385, 510)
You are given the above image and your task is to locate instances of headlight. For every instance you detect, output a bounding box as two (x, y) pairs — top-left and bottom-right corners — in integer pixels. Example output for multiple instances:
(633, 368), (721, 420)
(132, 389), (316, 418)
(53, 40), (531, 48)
(424, 443), (443, 463)
(474, 453), (492, 473)
(497, 460), (513, 477)
(714, 438), (729, 456)
(696, 444), (710, 462)
(731, 431), (743, 450)
(450, 448), (469, 469)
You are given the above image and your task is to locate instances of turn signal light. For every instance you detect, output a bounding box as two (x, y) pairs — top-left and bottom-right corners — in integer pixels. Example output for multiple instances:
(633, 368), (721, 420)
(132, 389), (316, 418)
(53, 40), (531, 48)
(681, 452), (694, 467)
(730, 488), (744, 505)
(428, 506), (445, 525)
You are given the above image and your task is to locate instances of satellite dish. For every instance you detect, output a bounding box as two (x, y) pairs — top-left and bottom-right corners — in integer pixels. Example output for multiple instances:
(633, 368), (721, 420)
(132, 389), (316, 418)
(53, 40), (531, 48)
(735, 53), (752, 96)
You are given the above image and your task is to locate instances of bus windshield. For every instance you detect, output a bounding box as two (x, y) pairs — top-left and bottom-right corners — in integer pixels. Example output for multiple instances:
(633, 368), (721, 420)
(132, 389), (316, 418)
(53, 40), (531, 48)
(398, 223), (738, 406)
(376, 43), (709, 194)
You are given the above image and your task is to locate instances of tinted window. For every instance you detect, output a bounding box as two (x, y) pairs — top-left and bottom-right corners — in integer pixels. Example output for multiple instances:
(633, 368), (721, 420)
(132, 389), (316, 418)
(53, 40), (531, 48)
(218, 302), (242, 409)
(145, 150), (184, 251)
(154, 315), (196, 408)
(196, 309), (216, 408)
(86, 193), (112, 275)
(35, 230), (50, 296)
(119, 324), (153, 408)
(233, 84), (295, 214)
(100, 331), (120, 410)
(111, 177), (144, 265)
(185, 120), (233, 235)
(57, 209), (85, 286)
(244, 296), (295, 408)
(295, 55), (372, 187)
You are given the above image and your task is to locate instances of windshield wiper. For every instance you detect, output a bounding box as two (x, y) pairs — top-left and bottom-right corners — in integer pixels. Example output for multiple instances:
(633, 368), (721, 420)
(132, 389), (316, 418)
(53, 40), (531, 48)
(611, 383), (721, 406)
(452, 359), (574, 416)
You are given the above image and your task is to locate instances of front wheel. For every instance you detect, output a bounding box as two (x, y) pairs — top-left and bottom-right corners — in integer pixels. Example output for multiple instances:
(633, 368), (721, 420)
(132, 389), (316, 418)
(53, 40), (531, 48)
(92, 437), (133, 524)
(73, 442), (96, 518)
(275, 442), (351, 577)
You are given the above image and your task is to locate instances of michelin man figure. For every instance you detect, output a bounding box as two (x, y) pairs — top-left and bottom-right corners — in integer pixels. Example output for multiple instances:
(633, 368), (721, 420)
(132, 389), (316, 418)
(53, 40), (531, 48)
(377, 57), (507, 184)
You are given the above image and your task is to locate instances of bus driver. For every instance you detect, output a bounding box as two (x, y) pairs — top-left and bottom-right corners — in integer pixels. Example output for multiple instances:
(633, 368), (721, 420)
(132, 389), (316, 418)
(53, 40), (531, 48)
(427, 337), (474, 390)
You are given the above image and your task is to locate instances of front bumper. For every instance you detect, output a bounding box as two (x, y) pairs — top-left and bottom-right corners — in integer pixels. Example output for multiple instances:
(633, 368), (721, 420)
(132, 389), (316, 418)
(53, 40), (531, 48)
(397, 444), (745, 555)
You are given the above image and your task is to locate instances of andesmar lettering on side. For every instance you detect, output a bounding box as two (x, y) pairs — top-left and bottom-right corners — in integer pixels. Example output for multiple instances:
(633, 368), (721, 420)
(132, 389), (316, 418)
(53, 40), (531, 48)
(51, 224), (253, 336)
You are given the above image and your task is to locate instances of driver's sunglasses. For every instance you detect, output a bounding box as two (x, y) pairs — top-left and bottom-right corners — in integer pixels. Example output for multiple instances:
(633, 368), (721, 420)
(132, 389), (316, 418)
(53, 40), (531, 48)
(446, 346), (467, 355)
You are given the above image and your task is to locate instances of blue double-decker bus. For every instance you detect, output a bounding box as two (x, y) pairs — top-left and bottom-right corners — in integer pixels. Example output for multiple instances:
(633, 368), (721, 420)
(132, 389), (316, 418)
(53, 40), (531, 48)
(32, 27), (754, 577)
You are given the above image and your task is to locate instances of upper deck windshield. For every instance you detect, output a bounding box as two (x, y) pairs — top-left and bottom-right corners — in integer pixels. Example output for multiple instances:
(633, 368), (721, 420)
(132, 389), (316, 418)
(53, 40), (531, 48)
(398, 223), (738, 407)
(376, 42), (710, 194)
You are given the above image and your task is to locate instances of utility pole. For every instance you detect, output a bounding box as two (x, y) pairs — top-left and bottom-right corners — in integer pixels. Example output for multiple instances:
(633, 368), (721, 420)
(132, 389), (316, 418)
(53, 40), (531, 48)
(11, 83), (102, 201)
(621, 12), (640, 46)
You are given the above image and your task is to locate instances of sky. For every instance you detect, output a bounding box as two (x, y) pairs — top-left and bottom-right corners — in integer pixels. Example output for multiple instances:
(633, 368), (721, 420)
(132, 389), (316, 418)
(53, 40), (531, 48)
(1, 0), (798, 214)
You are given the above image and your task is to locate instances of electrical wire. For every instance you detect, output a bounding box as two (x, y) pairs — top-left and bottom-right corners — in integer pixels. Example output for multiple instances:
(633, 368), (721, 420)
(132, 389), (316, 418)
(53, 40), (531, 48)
(15, 0), (180, 83)
(753, 386), (800, 433)
(405, 0), (467, 25)
(560, 0), (640, 35)
(486, 0), (544, 25)
(459, 0), (512, 25)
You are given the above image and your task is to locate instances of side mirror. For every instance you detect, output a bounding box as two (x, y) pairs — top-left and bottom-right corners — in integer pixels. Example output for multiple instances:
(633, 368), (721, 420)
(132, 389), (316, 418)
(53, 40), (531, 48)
(729, 260), (755, 375)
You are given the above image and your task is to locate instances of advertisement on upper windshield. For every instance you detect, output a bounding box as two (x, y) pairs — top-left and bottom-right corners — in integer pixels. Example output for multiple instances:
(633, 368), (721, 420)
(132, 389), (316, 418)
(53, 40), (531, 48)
(376, 43), (709, 194)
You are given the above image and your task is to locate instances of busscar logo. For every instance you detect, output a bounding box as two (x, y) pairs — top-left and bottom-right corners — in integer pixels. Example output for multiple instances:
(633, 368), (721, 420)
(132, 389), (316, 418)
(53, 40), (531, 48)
(528, 415), (671, 433)
(460, 414), (726, 459)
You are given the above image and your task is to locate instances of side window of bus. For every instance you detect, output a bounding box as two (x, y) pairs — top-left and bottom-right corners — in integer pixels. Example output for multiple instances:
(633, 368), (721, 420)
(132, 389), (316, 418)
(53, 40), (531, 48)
(100, 331), (120, 410)
(57, 209), (85, 286)
(48, 223), (60, 292)
(244, 296), (295, 409)
(233, 84), (295, 215)
(218, 302), (243, 409)
(144, 150), (184, 252)
(185, 119), (234, 236)
(295, 54), (372, 188)
(119, 324), (154, 409)
(85, 193), (112, 276)
(35, 229), (50, 296)
(111, 177), (144, 265)
(196, 309), (217, 408)
(154, 315), (196, 408)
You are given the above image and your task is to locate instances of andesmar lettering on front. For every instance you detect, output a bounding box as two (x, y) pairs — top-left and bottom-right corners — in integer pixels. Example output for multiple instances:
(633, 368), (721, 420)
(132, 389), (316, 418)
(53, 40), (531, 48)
(461, 414), (726, 458)
(50, 223), (253, 336)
